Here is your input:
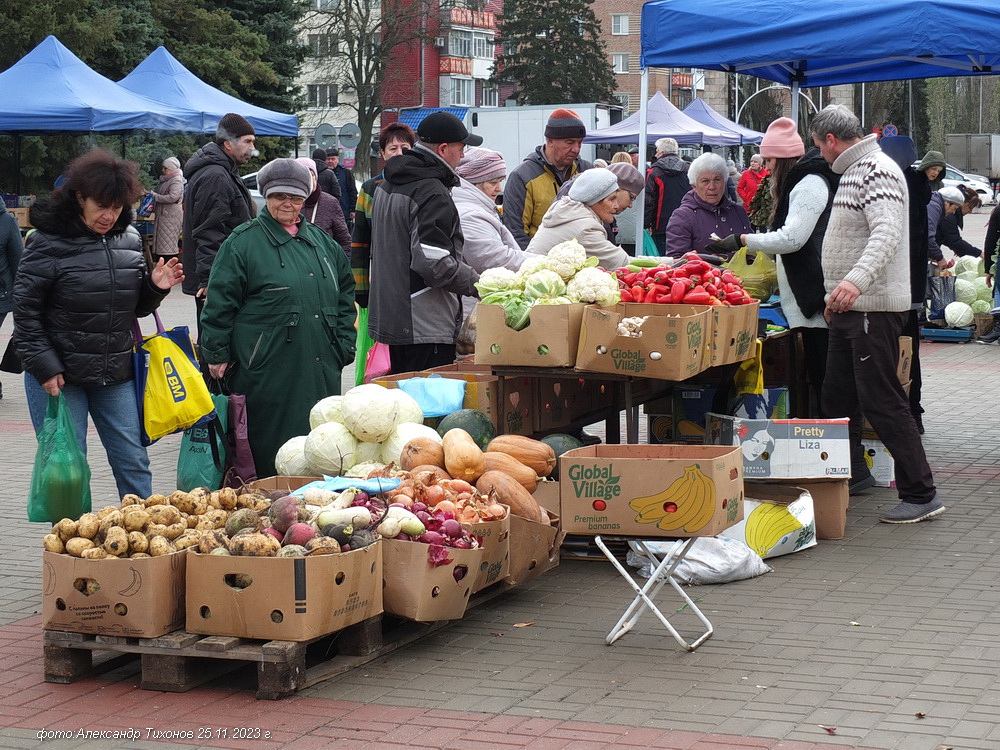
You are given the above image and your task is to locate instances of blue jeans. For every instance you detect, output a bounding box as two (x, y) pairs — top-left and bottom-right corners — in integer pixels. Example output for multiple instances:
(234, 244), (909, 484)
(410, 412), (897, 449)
(25, 375), (153, 498)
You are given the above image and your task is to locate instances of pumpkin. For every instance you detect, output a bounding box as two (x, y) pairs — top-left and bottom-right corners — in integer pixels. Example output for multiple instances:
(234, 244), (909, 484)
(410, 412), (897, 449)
(486, 435), (557, 477)
(475, 470), (547, 524)
(400, 437), (446, 472)
(442, 428), (487, 482)
(482, 451), (538, 493)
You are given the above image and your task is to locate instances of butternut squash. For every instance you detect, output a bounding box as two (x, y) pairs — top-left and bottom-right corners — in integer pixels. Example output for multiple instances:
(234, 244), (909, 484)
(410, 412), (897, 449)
(486, 435), (557, 477)
(442, 428), (487, 482)
(482, 451), (538, 493)
(475, 470), (547, 524)
(400, 437), (446, 472)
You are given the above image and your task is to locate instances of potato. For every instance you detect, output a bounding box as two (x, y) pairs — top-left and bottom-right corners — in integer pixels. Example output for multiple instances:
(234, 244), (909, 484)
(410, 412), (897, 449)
(229, 532), (280, 556)
(98, 510), (124, 537)
(235, 490), (267, 512)
(194, 517), (216, 531)
(65, 537), (96, 557)
(123, 509), (150, 532)
(76, 514), (100, 540)
(120, 493), (143, 507)
(144, 492), (168, 508)
(148, 504), (181, 526)
(54, 518), (79, 542)
(190, 486), (211, 501)
(129, 552), (151, 559)
(43, 534), (65, 554)
(128, 531), (149, 554)
(174, 531), (201, 550)
(170, 490), (207, 515)
(205, 508), (228, 529)
(82, 547), (108, 559)
(198, 529), (229, 553)
(103, 526), (129, 556)
(96, 505), (118, 519)
(216, 487), (239, 511)
(162, 521), (186, 540)
(148, 535), (177, 556)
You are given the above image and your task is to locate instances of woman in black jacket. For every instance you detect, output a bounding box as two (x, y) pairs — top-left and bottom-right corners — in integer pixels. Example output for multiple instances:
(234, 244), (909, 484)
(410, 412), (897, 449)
(14, 149), (184, 498)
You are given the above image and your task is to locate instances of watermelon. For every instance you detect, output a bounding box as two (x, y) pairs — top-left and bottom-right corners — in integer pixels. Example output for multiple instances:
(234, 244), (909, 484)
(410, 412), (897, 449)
(436, 409), (496, 448)
(540, 433), (585, 475)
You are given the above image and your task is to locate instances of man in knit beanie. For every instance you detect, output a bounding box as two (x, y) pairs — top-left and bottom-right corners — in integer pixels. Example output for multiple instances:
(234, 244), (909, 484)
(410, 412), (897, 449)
(503, 107), (593, 249)
(810, 104), (945, 524)
(312, 147), (341, 200)
(182, 113), (258, 337)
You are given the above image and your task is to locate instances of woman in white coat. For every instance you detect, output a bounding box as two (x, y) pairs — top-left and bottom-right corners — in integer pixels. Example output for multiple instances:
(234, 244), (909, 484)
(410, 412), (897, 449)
(151, 156), (184, 263)
(453, 148), (533, 317)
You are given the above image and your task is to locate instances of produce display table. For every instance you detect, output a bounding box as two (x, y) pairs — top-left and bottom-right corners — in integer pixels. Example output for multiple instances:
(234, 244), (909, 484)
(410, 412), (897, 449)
(594, 536), (713, 650)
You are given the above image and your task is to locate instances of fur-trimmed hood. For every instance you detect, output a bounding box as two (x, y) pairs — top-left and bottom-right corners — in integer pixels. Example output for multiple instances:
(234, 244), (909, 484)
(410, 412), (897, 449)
(29, 192), (134, 238)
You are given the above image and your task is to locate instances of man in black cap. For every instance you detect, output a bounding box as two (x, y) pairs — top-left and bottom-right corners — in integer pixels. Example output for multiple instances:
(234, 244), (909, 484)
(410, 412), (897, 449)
(503, 107), (593, 248)
(327, 149), (357, 229)
(182, 112), (257, 335)
(369, 111), (483, 373)
(312, 147), (341, 200)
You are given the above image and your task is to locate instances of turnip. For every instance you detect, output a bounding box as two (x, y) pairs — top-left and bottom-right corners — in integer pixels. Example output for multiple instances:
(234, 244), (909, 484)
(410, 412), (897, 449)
(283, 523), (317, 547)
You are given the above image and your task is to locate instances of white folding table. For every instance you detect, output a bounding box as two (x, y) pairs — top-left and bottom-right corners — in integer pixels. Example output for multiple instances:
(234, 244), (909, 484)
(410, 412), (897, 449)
(594, 535), (714, 651)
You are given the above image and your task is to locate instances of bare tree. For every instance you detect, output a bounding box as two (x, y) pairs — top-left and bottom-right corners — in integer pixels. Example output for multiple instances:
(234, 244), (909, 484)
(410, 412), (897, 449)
(302, 0), (433, 178)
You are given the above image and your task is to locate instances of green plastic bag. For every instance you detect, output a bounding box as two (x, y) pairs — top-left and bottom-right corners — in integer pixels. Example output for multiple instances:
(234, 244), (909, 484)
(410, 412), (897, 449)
(641, 230), (660, 257)
(177, 394), (230, 491)
(28, 394), (92, 523)
(354, 305), (374, 387)
(723, 247), (778, 301)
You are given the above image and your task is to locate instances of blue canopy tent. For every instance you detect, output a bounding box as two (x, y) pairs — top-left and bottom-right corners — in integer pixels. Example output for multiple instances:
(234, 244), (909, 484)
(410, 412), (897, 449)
(682, 98), (763, 145)
(584, 91), (742, 146)
(0, 36), (202, 134)
(119, 47), (299, 137)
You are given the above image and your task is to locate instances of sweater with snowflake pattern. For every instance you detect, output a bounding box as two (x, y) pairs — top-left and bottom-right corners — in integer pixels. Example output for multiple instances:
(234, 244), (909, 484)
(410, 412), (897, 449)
(821, 134), (910, 313)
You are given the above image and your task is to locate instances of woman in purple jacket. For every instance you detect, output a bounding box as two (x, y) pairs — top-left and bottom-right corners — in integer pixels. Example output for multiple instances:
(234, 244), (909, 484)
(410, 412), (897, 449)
(664, 153), (751, 259)
(295, 157), (351, 253)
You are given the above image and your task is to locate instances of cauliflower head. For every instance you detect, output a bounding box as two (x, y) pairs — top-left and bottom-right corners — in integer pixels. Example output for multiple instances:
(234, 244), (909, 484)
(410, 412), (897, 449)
(522, 269), (567, 300)
(475, 267), (519, 298)
(566, 266), (620, 307)
(545, 239), (589, 280)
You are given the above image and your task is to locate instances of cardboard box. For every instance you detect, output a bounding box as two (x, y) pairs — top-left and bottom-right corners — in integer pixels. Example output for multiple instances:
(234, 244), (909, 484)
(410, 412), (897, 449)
(727, 483), (817, 559)
(381, 539), (485, 621)
(534, 374), (616, 432)
(704, 413), (851, 480)
(862, 439), (896, 487)
(533, 479), (560, 518)
(247, 476), (321, 493)
(463, 511), (511, 593)
(666, 385), (788, 441)
(505, 513), (564, 586)
(711, 302), (760, 365)
(42, 549), (187, 637)
(11, 206), (31, 228)
(474, 302), (586, 367)
(186, 544), (382, 641)
(575, 303), (711, 381)
(897, 336), (912, 385)
(558, 444), (744, 537)
(763, 478), (850, 540)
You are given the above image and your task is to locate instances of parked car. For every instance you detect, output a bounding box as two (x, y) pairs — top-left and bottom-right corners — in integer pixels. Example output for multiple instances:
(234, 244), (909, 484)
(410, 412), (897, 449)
(911, 162), (993, 201)
(242, 172), (266, 213)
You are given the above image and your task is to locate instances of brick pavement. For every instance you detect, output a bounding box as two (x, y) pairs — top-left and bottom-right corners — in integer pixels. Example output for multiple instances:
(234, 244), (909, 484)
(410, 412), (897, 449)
(2, 225), (999, 748)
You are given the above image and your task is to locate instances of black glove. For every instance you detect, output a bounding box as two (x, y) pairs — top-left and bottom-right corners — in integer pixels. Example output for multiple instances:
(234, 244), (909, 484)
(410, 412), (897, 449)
(704, 234), (741, 255)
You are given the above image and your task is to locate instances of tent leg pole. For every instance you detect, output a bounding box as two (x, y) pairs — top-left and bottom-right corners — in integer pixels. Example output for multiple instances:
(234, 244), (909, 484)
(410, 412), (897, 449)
(791, 82), (800, 125)
(635, 67), (650, 252)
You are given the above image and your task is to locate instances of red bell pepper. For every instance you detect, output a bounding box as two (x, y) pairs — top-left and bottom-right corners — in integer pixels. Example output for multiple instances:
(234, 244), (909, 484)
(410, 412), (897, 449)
(684, 290), (712, 305)
(630, 285), (645, 303)
(643, 283), (669, 303)
(669, 279), (687, 304)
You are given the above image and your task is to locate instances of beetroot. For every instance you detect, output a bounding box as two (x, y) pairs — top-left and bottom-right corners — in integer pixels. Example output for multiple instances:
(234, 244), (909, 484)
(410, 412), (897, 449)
(263, 526), (284, 543)
(283, 522), (317, 547)
(268, 495), (303, 534)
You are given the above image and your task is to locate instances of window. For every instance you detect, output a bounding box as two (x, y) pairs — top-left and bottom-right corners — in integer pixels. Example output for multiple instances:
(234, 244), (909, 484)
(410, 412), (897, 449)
(612, 53), (629, 74)
(481, 82), (499, 107)
(307, 34), (337, 57)
(449, 30), (472, 57)
(611, 14), (629, 35)
(613, 92), (630, 111)
(472, 33), (492, 59)
(313, 0), (337, 9)
(306, 84), (339, 109)
(451, 78), (473, 106)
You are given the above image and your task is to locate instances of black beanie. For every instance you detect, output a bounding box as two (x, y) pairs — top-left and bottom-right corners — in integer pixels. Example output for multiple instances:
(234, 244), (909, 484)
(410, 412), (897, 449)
(312, 148), (328, 161)
(216, 113), (255, 141)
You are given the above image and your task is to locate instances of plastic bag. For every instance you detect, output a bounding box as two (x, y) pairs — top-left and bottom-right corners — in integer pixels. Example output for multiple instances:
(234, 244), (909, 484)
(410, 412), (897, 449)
(733, 339), (764, 395)
(28, 395), (92, 523)
(223, 393), (257, 487)
(398, 374), (466, 417)
(928, 275), (956, 321)
(456, 307), (477, 356)
(627, 536), (772, 586)
(177, 394), (229, 491)
(136, 192), (155, 218)
(354, 305), (373, 387)
(364, 341), (391, 383)
(724, 247), (778, 301)
(641, 229), (660, 257)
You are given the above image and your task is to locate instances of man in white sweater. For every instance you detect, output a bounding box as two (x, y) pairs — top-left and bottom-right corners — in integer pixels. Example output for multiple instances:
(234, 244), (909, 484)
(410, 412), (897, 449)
(811, 105), (944, 524)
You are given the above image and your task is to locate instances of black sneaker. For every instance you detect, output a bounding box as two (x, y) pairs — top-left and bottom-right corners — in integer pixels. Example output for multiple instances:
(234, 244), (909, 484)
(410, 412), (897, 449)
(849, 474), (876, 495)
(976, 323), (1000, 344)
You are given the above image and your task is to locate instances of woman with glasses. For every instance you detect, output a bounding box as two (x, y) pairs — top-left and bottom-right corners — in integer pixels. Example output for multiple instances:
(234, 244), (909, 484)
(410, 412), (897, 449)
(199, 158), (356, 476)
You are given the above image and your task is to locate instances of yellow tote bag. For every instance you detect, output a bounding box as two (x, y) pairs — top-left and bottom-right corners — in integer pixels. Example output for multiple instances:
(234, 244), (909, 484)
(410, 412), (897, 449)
(133, 312), (217, 446)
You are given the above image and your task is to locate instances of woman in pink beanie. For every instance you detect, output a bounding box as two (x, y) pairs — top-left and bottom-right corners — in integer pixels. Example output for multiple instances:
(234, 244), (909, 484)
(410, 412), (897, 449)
(720, 116), (840, 412)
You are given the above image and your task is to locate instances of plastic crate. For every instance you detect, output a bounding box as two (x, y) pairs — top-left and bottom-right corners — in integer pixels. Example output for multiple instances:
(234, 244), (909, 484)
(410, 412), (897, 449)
(920, 326), (975, 342)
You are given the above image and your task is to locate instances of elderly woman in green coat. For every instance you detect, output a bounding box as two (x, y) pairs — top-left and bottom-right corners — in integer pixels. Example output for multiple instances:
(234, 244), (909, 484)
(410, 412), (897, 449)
(200, 159), (356, 476)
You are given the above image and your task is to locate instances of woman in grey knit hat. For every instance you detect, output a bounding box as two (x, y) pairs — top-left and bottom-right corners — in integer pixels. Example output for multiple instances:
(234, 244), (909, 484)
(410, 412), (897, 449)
(151, 156), (184, 263)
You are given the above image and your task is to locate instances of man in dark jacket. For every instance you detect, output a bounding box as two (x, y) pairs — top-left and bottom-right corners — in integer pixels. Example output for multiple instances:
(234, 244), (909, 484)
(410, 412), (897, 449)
(327, 150), (358, 228)
(313, 148), (341, 200)
(644, 137), (690, 255)
(370, 112), (482, 374)
(181, 113), (257, 333)
(0, 203), (24, 398)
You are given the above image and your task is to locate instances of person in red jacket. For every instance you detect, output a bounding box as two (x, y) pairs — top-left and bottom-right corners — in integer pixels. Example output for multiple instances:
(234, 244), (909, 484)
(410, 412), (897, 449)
(737, 154), (769, 213)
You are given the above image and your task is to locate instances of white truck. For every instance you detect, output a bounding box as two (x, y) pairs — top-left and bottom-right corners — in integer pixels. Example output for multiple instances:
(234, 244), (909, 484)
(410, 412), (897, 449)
(945, 133), (1000, 184)
(464, 102), (623, 173)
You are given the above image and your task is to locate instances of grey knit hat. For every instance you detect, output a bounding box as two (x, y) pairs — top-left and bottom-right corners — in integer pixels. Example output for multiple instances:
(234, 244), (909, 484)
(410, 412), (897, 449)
(569, 168), (619, 206)
(257, 158), (312, 199)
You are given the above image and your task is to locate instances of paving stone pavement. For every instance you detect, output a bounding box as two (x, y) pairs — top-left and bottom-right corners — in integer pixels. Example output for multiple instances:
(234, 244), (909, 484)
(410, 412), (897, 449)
(1, 215), (998, 749)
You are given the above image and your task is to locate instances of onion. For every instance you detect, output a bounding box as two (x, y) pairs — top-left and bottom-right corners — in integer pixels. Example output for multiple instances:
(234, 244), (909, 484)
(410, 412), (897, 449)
(418, 531), (446, 545)
(411, 502), (428, 513)
(441, 519), (462, 538)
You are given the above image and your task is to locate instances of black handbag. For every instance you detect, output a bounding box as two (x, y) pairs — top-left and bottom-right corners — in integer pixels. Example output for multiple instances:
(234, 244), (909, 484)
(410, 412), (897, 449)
(0, 337), (22, 374)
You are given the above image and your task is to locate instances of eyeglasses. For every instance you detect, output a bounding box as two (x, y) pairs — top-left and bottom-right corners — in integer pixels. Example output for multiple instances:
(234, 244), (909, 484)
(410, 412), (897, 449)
(269, 193), (305, 206)
(627, 192), (637, 202)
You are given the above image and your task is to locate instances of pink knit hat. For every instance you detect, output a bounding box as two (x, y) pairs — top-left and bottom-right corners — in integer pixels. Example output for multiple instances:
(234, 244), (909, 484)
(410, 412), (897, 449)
(759, 117), (805, 159)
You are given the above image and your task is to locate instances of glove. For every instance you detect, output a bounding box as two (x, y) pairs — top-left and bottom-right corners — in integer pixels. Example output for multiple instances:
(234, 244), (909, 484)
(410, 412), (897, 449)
(704, 234), (741, 255)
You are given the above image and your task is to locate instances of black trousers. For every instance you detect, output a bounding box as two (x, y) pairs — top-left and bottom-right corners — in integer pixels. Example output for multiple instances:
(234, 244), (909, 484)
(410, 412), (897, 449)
(388, 343), (455, 375)
(822, 310), (936, 504)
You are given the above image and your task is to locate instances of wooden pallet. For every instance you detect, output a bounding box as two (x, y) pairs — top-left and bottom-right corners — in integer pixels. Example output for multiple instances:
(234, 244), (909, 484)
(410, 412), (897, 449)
(42, 582), (517, 700)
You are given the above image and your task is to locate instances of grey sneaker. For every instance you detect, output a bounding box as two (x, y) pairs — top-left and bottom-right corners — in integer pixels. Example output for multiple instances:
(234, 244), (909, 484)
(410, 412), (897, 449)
(879, 496), (946, 524)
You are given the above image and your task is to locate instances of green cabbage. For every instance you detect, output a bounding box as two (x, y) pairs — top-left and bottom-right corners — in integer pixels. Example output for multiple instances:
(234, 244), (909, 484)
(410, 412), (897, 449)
(953, 255), (981, 275)
(973, 276), (992, 302)
(953, 278), (977, 305)
(970, 299), (991, 314)
(944, 301), (974, 328)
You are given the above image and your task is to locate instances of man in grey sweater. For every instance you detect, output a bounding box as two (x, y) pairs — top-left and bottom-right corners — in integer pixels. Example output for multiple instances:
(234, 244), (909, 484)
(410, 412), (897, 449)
(811, 105), (944, 524)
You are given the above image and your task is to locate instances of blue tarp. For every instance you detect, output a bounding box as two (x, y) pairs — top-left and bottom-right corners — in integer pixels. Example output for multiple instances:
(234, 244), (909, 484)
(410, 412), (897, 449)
(0, 36), (202, 134)
(119, 47), (298, 137)
(682, 98), (763, 145)
(584, 92), (741, 146)
(398, 107), (468, 130)
(641, 0), (1000, 88)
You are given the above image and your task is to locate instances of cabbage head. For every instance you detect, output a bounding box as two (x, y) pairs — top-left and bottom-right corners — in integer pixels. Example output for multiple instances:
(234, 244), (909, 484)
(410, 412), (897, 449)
(304, 422), (358, 476)
(953, 278), (977, 305)
(341, 383), (403, 442)
(970, 299), (992, 314)
(944, 301), (974, 328)
(953, 255), (981, 275)
(275, 435), (310, 476)
(973, 276), (992, 302)
(308, 395), (343, 430)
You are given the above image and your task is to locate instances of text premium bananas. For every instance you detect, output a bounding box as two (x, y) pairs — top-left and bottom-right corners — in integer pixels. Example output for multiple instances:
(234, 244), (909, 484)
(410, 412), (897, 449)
(629, 464), (718, 533)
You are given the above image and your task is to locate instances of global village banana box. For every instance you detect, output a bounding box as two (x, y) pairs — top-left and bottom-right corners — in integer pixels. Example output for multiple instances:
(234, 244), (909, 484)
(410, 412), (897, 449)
(558, 445), (744, 538)
(722, 482), (816, 559)
(43, 549), (187, 637)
